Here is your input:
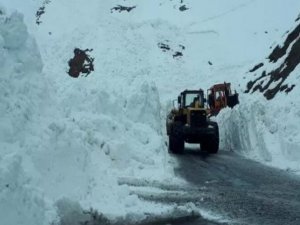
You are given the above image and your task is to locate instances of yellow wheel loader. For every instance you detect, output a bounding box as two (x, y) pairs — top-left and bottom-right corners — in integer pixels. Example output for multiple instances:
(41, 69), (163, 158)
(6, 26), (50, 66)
(166, 89), (219, 154)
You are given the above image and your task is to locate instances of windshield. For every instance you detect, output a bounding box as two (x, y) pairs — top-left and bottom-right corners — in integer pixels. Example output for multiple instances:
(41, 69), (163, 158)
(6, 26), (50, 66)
(184, 93), (203, 107)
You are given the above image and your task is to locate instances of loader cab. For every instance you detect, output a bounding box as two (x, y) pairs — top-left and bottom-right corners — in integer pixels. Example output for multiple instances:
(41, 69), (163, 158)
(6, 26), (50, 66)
(207, 87), (227, 109)
(207, 82), (239, 115)
(178, 90), (205, 109)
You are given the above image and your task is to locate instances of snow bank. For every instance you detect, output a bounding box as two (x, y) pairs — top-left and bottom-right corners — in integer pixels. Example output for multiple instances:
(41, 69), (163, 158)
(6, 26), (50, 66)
(0, 10), (43, 146)
(217, 18), (300, 174)
(218, 82), (300, 174)
(0, 8), (50, 225)
(29, 78), (167, 213)
(0, 6), (171, 225)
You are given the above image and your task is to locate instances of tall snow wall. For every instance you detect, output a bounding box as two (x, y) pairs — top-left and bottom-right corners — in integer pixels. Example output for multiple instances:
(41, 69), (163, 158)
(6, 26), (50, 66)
(0, 7), (49, 225)
(218, 19), (300, 174)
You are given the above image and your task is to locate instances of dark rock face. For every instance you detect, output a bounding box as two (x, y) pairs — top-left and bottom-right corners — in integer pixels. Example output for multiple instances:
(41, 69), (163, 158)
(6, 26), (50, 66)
(179, 5), (189, 11)
(111, 5), (136, 13)
(173, 51), (183, 58)
(249, 63), (264, 73)
(158, 41), (185, 59)
(245, 21), (300, 100)
(68, 48), (94, 78)
(158, 42), (171, 52)
(268, 23), (300, 63)
(36, 0), (51, 25)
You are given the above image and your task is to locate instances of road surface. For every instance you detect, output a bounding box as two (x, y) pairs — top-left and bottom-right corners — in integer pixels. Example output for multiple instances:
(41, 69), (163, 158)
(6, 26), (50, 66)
(168, 148), (300, 224)
(123, 148), (300, 225)
(80, 148), (300, 225)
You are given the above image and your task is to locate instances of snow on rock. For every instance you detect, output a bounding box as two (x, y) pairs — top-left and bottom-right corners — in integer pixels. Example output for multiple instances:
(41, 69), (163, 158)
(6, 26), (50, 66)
(245, 21), (300, 99)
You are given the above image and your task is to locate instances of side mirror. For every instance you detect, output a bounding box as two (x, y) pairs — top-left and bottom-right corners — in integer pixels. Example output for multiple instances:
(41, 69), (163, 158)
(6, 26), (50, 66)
(177, 96), (181, 104)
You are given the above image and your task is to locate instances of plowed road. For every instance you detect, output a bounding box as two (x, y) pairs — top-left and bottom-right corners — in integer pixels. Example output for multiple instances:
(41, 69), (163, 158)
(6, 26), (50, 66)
(171, 149), (300, 225)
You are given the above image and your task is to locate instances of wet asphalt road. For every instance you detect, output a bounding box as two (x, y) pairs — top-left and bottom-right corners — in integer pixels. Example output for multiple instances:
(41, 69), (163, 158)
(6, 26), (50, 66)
(172, 148), (300, 225)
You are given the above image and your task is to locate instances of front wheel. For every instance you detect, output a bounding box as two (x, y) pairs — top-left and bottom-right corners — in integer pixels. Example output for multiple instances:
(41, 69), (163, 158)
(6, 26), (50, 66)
(201, 122), (219, 154)
(168, 135), (184, 154)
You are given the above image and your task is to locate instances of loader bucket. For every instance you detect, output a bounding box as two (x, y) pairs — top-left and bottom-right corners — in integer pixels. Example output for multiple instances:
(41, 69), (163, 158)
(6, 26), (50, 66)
(227, 94), (239, 108)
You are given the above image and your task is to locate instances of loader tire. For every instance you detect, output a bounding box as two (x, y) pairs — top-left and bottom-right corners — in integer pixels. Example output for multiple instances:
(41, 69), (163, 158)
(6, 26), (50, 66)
(168, 135), (184, 154)
(168, 122), (184, 154)
(201, 122), (219, 154)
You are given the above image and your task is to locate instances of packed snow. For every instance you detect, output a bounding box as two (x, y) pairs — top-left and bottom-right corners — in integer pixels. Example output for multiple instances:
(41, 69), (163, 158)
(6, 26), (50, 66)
(1, 0), (300, 224)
